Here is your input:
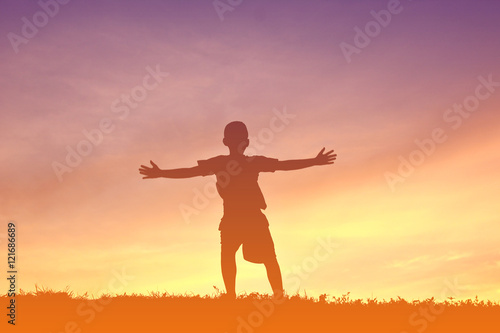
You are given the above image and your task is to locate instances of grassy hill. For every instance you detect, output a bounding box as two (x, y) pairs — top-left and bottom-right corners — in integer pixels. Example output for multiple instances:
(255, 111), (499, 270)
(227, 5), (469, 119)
(1, 289), (499, 332)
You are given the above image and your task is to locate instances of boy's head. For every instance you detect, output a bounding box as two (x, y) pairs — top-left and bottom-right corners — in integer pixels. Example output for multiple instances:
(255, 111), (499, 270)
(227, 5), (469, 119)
(223, 121), (249, 153)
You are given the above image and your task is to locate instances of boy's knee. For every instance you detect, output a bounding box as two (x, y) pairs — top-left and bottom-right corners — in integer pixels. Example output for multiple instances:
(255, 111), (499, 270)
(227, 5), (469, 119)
(263, 256), (279, 266)
(221, 246), (238, 258)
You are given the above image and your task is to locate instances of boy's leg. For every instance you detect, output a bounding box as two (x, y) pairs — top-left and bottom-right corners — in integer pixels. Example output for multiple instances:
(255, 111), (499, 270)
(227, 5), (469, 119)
(220, 229), (241, 298)
(243, 220), (284, 298)
(221, 248), (237, 298)
(264, 257), (283, 298)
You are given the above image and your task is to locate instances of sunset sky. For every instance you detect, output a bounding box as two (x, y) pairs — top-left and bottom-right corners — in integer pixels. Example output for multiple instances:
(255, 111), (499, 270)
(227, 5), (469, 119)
(1, 0), (499, 301)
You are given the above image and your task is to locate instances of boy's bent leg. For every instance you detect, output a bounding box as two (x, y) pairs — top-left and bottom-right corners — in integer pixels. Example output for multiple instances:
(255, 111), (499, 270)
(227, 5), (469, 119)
(264, 257), (283, 298)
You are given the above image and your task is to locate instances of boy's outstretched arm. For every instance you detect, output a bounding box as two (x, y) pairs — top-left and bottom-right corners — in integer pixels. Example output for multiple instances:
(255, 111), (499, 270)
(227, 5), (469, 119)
(139, 161), (203, 179)
(275, 148), (336, 171)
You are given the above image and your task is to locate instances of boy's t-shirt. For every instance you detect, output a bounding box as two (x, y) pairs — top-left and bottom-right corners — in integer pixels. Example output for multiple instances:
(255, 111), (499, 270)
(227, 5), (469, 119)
(197, 155), (279, 218)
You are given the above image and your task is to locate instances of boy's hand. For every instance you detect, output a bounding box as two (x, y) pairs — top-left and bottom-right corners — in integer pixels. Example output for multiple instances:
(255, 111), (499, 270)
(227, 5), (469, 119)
(315, 148), (337, 166)
(139, 160), (162, 179)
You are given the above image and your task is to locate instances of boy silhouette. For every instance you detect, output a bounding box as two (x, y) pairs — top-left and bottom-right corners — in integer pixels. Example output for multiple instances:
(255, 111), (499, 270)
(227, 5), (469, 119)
(139, 121), (336, 299)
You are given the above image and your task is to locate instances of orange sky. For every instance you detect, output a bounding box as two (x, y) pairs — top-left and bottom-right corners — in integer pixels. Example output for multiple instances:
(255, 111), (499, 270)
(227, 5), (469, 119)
(1, 0), (499, 301)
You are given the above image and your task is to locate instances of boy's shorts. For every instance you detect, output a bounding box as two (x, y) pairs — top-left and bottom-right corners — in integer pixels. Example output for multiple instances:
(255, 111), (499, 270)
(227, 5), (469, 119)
(219, 211), (277, 264)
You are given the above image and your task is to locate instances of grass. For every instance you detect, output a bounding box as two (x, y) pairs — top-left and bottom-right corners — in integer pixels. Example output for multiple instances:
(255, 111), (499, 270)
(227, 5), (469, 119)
(1, 287), (499, 332)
